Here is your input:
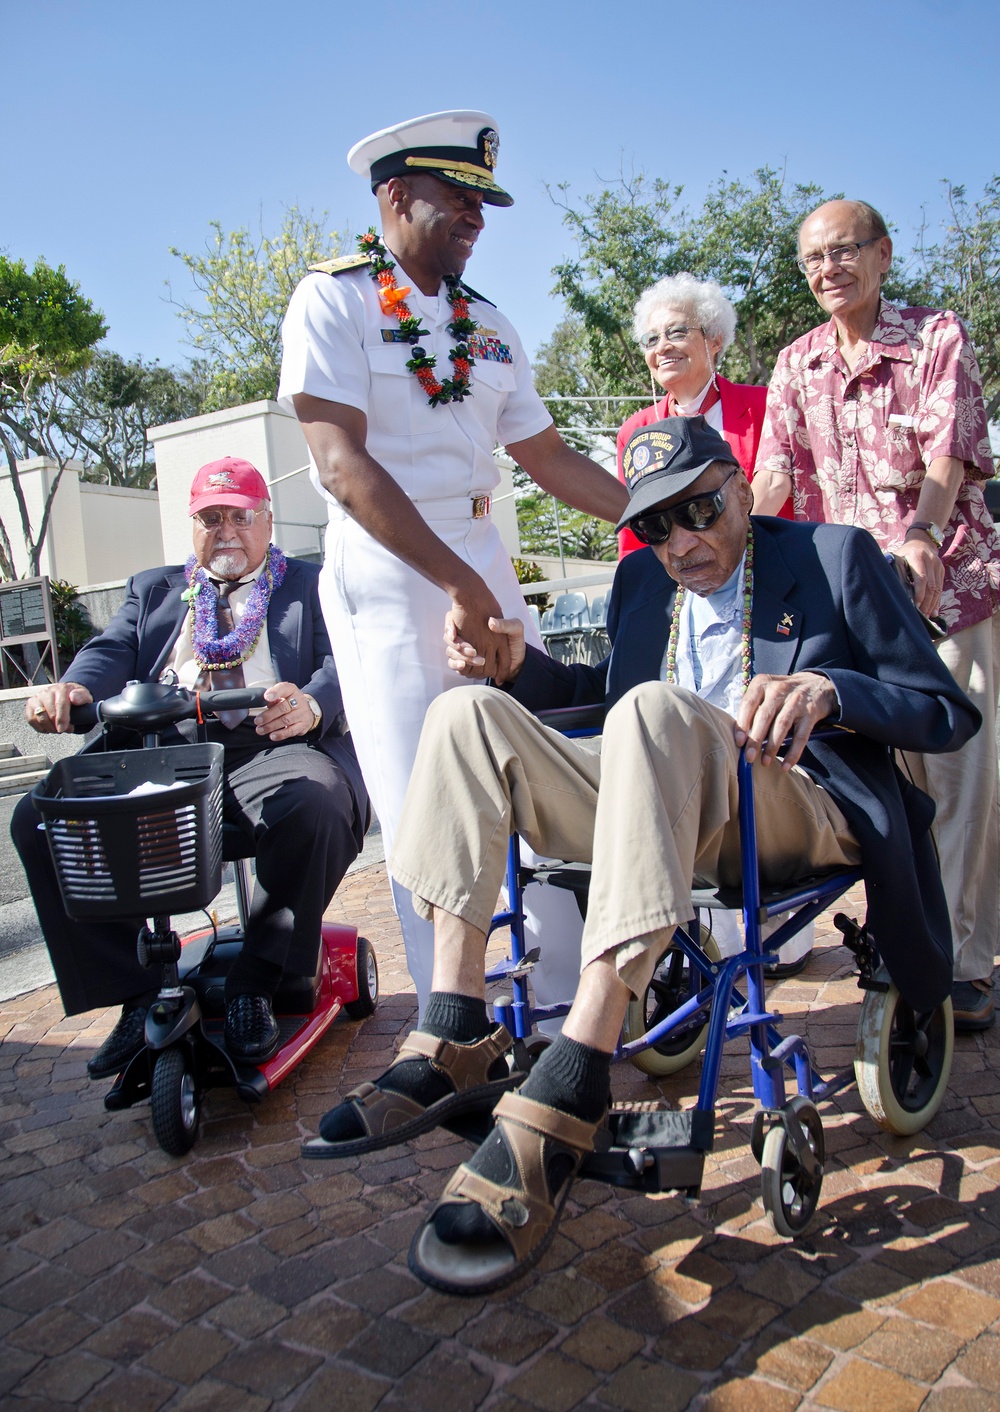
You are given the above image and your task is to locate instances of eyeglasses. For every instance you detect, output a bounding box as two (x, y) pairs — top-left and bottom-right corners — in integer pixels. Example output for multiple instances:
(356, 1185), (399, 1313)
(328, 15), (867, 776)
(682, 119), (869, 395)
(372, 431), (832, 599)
(795, 237), (879, 275)
(628, 467), (739, 545)
(638, 324), (704, 350)
(192, 507), (269, 530)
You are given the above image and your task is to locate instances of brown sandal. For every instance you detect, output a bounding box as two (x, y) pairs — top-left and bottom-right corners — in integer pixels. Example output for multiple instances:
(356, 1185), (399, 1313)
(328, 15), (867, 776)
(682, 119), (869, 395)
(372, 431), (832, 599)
(408, 1091), (601, 1295)
(301, 1024), (518, 1158)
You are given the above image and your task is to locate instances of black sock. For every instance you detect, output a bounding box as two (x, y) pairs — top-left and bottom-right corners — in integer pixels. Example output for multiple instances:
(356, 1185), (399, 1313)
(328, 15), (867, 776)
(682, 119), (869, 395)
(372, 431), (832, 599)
(318, 991), (501, 1143)
(422, 992), (491, 1044)
(518, 1037), (611, 1124)
(224, 954), (283, 1002)
(433, 1037), (611, 1247)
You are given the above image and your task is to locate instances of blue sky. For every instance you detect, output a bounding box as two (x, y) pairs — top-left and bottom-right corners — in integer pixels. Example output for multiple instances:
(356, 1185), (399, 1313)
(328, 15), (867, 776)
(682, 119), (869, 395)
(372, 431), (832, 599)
(5, 0), (998, 371)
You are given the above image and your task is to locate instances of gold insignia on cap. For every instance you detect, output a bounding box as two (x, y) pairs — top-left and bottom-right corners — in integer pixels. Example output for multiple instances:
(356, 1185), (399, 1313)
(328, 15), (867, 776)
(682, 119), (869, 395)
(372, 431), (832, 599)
(482, 128), (500, 169)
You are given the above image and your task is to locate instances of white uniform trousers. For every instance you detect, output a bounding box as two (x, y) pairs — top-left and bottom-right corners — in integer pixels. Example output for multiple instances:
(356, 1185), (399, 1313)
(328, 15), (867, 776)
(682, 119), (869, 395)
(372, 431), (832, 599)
(319, 506), (583, 1016)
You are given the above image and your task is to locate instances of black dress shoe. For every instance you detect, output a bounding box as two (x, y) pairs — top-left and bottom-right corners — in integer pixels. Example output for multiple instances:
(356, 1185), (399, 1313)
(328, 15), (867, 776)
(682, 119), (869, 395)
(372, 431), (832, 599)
(763, 954), (810, 980)
(88, 1002), (148, 1078)
(224, 994), (281, 1062)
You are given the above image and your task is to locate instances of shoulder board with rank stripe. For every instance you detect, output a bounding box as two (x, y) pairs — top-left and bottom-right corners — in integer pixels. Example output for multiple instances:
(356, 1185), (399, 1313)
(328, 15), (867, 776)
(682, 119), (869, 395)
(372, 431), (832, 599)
(308, 253), (372, 275)
(459, 281), (496, 308)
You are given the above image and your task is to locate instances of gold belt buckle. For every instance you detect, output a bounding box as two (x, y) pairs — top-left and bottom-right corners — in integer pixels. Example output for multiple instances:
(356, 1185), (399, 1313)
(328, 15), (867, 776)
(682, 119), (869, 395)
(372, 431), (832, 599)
(471, 495), (491, 519)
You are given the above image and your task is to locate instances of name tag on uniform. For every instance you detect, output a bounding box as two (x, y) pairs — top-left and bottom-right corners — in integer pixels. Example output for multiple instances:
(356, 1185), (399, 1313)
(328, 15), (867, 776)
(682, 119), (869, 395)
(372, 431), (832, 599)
(381, 328), (413, 343)
(888, 413), (916, 428)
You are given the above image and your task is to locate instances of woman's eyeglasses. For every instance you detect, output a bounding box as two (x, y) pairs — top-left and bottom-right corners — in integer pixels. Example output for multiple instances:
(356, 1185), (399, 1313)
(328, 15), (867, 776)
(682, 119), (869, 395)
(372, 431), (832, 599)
(638, 324), (704, 350)
(193, 507), (268, 530)
(628, 467), (739, 545)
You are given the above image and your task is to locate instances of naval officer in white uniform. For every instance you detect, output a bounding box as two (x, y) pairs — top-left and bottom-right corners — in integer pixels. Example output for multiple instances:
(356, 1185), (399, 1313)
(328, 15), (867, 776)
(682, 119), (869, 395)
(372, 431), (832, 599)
(278, 110), (627, 1012)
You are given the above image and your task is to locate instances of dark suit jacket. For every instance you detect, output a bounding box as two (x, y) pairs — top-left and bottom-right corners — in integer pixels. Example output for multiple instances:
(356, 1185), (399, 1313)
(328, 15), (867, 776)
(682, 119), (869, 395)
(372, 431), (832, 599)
(513, 517), (981, 1011)
(63, 555), (368, 831)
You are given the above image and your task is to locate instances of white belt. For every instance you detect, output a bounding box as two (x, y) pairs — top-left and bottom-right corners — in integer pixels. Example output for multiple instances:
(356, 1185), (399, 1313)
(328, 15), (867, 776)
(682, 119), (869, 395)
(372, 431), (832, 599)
(327, 493), (491, 524)
(413, 494), (492, 520)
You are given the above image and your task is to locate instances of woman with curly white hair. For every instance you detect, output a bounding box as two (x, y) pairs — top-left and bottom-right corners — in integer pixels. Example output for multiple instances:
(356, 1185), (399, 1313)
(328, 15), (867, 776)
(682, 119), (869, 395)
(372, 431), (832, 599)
(617, 272), (788, 556)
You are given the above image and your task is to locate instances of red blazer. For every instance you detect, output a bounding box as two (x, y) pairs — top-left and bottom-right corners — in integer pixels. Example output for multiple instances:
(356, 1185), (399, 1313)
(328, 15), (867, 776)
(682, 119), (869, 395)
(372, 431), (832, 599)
(616, 376), (788, 557)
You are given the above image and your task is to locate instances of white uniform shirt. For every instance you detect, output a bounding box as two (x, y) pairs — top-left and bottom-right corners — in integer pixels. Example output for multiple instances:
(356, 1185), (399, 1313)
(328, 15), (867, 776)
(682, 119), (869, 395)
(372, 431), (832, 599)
(277, 261), (552, 507)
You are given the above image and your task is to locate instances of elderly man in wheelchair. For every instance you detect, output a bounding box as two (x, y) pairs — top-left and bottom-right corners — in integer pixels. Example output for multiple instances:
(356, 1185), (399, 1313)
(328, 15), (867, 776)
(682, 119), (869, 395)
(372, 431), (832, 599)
(306, 417), (979, 1295)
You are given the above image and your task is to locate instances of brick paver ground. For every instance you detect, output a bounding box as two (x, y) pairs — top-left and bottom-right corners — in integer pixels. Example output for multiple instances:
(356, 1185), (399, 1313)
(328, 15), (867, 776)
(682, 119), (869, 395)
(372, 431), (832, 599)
(3, 865), (1000, 1409)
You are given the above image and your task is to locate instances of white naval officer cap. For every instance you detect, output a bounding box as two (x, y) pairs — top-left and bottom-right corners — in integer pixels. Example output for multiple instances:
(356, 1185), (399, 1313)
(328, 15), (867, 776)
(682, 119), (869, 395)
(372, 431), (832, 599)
(347, 110), (513, 207)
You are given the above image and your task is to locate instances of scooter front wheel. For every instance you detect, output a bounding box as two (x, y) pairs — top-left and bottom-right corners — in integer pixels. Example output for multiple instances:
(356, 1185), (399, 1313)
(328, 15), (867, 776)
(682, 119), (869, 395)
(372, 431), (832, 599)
(151, 1046), (201, 1156)
(345, 936), (379, 1019)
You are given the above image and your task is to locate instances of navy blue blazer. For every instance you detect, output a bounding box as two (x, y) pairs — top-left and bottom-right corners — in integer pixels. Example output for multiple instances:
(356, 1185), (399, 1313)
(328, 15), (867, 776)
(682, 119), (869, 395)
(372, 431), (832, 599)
(63, 556), (368, 834)
(513, 517), (981, 1011)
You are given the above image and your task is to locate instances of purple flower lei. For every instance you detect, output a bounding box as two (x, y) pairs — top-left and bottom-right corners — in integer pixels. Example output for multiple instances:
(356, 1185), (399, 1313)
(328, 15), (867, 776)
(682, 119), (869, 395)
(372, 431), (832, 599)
(183, 545), (287, 670)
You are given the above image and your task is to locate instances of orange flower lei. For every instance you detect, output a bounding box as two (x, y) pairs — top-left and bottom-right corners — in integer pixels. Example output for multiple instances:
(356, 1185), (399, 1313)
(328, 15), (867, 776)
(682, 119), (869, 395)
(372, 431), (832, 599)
(359, 230), (477, 406)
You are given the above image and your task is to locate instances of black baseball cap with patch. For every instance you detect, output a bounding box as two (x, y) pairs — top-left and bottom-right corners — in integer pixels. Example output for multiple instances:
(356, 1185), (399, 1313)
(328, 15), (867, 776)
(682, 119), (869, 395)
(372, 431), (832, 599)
(616, 416), (741, 533)
(348, 110), (513, 208)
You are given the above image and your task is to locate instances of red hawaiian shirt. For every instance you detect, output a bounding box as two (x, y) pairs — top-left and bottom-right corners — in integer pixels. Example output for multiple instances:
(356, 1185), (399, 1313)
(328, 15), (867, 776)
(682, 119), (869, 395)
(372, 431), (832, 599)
(757, 301), (1000, 634)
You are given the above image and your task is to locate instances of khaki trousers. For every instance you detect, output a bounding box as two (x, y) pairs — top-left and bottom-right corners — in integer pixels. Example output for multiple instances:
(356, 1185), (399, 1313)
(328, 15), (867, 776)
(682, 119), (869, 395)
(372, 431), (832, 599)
(391, 683), (860, 999)
(901, 612), (1000, 983)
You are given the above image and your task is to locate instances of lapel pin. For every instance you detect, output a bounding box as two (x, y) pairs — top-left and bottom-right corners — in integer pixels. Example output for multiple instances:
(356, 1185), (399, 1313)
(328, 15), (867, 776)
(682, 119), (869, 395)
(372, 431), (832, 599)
(777, 612), (794, 637)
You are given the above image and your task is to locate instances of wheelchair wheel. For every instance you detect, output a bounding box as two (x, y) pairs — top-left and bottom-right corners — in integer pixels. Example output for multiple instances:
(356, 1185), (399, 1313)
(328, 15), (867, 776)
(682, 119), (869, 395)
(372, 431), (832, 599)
(150, 1046), (200, 1156)
(623, 924), (720, 1077)
(760, 1096), (824, 1238)
(345, 936), (379, 1019)
(854, 979), (953, 1136)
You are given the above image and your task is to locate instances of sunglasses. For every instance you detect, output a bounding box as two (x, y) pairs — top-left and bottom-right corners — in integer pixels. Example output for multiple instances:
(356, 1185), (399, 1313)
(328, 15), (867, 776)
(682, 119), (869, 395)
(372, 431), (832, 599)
(628, 466), (739, 545)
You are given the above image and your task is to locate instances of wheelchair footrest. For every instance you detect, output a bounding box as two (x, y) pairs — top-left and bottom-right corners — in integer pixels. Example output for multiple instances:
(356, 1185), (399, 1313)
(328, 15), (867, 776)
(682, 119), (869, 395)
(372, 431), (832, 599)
(581, 1102), (713, 1195)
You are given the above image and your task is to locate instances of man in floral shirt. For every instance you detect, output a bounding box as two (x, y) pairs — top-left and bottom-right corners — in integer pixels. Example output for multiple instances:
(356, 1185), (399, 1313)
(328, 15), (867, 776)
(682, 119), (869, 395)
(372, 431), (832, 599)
(753, 199), (1000, 1031)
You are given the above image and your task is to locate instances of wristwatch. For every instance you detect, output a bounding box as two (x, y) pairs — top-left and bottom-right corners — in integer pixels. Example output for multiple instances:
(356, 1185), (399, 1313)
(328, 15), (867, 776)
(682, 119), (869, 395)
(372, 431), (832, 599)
(907, 520), (944, 549)
(303, 694), (323, 731)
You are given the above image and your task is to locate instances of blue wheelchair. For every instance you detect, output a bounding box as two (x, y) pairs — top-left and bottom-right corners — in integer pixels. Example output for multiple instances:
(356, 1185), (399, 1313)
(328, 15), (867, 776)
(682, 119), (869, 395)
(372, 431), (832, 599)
(483, 705), (954, 1237)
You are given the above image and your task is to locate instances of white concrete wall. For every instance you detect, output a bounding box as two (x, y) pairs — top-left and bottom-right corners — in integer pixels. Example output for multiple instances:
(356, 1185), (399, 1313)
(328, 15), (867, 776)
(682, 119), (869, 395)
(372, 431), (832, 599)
(0, 458), (85, 581)
(78, 483), (163, 581)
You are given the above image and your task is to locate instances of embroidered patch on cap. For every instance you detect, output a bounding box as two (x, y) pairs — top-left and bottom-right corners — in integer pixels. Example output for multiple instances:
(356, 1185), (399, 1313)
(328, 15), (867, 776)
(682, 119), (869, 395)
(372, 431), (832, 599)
(621, 428), (680, 487)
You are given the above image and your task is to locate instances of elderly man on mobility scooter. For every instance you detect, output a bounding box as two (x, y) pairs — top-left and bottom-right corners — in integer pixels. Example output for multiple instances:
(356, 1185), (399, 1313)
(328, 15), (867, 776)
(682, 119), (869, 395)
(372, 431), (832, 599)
(12, 456), (368, 1070)
(305, 417), (979, 1294)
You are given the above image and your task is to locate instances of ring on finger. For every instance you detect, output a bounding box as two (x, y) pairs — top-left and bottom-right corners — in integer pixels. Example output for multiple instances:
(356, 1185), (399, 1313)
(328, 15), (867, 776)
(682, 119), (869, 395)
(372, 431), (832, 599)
(289, 697), (298, 709)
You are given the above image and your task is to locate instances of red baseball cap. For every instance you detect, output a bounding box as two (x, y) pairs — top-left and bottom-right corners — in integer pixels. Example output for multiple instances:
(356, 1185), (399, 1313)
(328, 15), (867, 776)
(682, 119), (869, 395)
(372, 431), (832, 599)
(189, 457), (270, 516)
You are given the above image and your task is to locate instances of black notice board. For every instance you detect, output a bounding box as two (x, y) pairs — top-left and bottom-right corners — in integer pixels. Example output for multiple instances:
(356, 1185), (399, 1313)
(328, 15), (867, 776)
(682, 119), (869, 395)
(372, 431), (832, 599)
(0, 576), (60, 686)
(0, 581), (47, 639)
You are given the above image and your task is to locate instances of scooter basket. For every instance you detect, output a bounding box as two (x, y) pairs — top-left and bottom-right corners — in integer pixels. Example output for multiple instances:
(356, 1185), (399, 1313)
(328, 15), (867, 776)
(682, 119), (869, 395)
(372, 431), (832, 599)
(32, 744), (224, 920)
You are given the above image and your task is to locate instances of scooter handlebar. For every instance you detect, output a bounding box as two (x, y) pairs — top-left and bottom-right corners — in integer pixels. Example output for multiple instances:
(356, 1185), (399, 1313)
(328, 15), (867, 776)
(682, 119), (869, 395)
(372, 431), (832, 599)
(67, 683), (270, 733)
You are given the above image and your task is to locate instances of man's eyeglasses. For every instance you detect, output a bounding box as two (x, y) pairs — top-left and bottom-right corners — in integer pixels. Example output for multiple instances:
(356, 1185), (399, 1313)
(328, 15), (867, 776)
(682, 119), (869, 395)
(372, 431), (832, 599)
(193, 507), (269, 531)
(638, 324), (704, 350)
(795, 237), (879, 275)
(628, 467), (739, 545)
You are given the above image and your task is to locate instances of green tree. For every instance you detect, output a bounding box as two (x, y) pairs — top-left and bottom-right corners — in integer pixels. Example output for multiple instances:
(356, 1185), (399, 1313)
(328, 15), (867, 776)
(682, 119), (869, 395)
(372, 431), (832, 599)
(549, 172), (691, 397)
(0, 256), (107, 578)
(919, 177), (1000, 424)
(62, 352), (208, 488)
(169, 207), (347, 410)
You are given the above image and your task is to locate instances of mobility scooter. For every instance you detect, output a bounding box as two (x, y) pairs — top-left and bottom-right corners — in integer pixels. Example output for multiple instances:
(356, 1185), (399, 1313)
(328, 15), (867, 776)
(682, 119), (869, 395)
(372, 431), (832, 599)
(32, 680), (378, 1157)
